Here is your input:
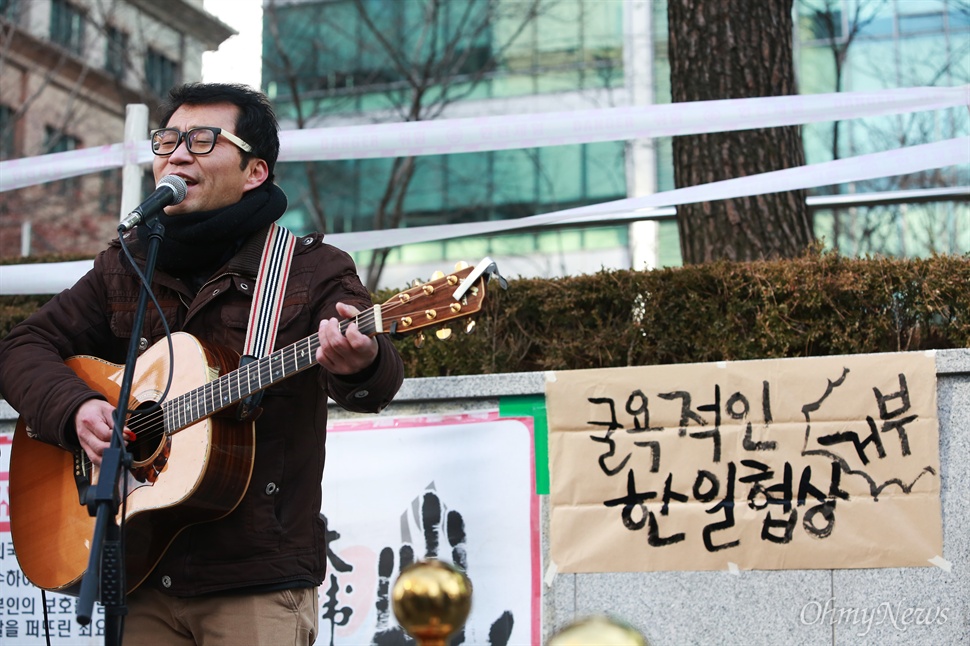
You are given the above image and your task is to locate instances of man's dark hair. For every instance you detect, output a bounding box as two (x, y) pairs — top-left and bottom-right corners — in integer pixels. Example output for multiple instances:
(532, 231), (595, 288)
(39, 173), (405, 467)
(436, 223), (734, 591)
(158, 83), (281, 182)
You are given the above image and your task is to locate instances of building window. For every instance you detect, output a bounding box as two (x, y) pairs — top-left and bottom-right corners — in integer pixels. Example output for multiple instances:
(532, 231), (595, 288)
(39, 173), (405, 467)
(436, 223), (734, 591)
(0, 104), (15, 159)
(1, 0), (21, 21)
(45, 125), (80, 154)
(99, 168), (122, 213)
(262, 0), (622, 104)
(105, 26), (128, 80)
(45, 125), (81, 192)
(145, 48), (178, 96)
(50, 0), (85, 55)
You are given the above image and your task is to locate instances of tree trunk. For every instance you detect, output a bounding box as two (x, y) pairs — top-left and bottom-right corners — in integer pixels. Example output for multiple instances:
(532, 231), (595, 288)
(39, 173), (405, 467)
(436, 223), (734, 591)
(667, 0), (814, 263)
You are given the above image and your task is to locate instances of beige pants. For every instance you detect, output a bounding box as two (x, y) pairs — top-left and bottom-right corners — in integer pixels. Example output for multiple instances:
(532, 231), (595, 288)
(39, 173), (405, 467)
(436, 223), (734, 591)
(123, 586), (318, 646)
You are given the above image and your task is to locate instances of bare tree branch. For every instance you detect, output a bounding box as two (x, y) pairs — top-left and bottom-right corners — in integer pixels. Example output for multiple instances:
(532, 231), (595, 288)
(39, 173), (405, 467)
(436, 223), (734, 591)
(264, 0), (546, 289)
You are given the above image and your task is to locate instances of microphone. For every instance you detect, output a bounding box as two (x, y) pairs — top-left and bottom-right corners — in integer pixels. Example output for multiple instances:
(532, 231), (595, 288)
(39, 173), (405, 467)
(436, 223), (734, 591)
(118, 175), (188, 232)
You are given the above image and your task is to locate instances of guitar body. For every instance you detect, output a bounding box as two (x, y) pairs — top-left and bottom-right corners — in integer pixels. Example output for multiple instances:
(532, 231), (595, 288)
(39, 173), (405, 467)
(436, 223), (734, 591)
(8, 332), (255, 595)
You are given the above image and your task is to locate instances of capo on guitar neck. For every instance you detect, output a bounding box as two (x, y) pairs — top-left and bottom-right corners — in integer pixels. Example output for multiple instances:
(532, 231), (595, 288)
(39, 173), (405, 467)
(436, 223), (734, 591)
(453, 257), (507, 300)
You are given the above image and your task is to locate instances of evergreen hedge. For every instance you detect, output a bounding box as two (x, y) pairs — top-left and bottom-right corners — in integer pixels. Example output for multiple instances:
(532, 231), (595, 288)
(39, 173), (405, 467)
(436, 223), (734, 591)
(382, 251), (970, 377)
(2, 251), (968, 376)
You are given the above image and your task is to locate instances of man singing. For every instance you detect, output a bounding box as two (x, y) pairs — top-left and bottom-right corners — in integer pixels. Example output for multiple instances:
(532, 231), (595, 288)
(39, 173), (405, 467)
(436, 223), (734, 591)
(0, 82), (405, 645)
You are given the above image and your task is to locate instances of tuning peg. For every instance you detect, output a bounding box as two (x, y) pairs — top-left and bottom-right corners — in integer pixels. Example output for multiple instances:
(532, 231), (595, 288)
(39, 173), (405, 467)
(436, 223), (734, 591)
(454, 261), (470, 271)
(464, 320), (476, 334)
(435, 327), (453, 341)
(430, 270), (445, 280)
(413, 332), (425, 348)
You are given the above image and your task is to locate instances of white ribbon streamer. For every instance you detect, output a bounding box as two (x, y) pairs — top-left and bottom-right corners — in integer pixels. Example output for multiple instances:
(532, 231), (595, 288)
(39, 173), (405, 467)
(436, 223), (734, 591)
(1, 85), (967, 192)
(325, 136), (970, 252)
(0, 260), (92, 295)
(3, 136), (966, 295)
(0, 142), (153, 193)
(277, 85), (970, 161)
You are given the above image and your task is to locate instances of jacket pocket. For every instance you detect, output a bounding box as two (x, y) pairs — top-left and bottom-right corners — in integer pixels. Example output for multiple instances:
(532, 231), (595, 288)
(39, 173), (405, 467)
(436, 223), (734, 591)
(109, 303), (181, 345)
(195, 431), (287, 563)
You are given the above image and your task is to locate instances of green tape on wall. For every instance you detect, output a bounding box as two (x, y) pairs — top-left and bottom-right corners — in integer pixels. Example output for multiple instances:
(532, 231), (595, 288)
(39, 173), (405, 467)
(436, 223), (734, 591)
(499, 394), (549, 495)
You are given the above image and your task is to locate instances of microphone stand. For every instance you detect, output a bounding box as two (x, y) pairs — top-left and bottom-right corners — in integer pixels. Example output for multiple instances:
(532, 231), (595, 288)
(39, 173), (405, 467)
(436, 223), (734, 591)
(77, 220), (165, 645)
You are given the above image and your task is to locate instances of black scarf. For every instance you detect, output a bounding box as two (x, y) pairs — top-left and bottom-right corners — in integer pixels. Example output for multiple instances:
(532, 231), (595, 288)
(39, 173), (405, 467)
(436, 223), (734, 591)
(138, 182), (288, 276)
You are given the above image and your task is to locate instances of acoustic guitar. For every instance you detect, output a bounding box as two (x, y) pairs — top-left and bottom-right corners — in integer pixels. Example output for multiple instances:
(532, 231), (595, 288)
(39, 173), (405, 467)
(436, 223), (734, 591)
(8, 259), (501, 595)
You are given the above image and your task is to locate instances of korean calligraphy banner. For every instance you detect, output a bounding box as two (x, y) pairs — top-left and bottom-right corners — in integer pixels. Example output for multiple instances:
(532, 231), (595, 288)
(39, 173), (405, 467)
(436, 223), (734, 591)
(546, 352), (942, 572)
(0, 413), (539, 645)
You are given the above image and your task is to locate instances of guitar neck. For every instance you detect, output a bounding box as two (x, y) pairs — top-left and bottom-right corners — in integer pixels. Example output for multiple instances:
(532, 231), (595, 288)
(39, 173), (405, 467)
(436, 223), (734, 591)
(164, 307), (382, 431)
(160, 257), (498, 432)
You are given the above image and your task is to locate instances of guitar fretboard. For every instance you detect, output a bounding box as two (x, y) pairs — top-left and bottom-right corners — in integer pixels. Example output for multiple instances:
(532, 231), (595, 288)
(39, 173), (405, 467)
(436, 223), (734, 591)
(162, 310), (379, 434)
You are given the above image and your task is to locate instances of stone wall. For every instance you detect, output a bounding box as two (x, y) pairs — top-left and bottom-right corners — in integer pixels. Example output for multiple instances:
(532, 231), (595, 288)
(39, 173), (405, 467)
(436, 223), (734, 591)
(2, 348), (966, 644)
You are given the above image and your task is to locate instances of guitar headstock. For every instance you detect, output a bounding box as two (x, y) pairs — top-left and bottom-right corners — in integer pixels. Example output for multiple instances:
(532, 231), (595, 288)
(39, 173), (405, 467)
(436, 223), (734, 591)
(380, 259), (503, 340)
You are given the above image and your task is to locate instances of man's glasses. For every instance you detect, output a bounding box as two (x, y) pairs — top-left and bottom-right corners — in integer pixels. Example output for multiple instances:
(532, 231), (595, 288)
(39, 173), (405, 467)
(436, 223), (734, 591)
(150, 127), (253, 156)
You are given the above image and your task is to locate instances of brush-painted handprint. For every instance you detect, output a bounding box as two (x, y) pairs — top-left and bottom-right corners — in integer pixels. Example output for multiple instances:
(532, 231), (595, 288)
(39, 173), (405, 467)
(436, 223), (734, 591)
(370, 483), (514, 646)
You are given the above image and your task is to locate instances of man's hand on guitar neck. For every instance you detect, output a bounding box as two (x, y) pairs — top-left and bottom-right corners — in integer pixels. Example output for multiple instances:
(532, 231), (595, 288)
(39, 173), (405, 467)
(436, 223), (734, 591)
(75, 399), (133, 466)
(315, 302), (379, 376)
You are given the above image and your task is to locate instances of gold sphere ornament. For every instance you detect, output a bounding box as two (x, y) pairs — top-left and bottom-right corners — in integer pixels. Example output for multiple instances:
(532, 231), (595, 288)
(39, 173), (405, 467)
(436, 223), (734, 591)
(391, 559), (473, 646)
(548, 615), (648, 646)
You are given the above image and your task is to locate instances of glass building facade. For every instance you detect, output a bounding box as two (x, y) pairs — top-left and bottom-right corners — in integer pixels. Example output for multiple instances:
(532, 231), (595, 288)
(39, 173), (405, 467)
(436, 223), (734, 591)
(262, 0), (968, 283)
(262, 0), (630, 278)
(794, 0), (970, 257)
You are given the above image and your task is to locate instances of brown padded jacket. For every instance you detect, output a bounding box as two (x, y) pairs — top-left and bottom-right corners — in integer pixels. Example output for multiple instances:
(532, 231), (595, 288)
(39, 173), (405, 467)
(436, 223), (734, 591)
(0, 227), (404, 596)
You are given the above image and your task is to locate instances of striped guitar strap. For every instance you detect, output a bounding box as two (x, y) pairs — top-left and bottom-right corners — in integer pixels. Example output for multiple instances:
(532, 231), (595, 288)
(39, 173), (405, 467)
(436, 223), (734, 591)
(237, 222), (297, 420)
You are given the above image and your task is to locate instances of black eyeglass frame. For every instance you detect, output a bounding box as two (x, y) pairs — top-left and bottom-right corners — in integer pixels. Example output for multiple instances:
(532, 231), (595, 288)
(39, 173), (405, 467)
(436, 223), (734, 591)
(150, 126), (254, 156)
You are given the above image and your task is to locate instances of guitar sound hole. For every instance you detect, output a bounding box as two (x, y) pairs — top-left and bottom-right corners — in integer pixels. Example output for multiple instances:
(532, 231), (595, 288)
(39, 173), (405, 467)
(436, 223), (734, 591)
(126, 402), (171, 484)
